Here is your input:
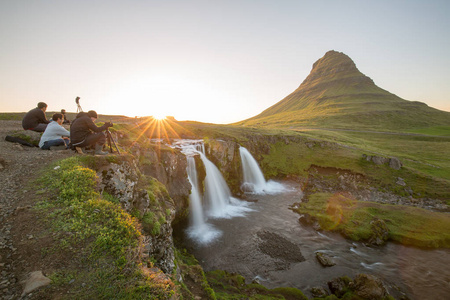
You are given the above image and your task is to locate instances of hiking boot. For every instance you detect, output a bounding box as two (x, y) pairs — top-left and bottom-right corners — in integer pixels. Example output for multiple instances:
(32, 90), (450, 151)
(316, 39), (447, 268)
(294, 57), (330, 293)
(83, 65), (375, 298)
(75, 147), (85, 154)
(95, 144), (109, 155)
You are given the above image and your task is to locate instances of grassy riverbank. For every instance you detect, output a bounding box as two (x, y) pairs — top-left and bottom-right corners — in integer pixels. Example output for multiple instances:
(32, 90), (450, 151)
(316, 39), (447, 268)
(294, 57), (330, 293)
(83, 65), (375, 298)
(294, 192), (450, 248)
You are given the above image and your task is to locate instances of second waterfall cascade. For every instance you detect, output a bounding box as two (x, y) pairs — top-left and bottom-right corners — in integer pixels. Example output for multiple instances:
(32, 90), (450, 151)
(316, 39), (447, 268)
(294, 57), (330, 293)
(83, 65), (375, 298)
(239, 146), (286, 194)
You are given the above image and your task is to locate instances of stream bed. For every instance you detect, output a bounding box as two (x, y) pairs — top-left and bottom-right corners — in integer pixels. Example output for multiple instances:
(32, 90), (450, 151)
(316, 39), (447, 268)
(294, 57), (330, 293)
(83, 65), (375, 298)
(180, 181), (450, 299)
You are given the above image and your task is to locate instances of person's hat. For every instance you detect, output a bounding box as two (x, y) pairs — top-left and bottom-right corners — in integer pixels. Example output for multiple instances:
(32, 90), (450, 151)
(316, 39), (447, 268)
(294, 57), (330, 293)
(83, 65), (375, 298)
(87, 110), (98, 118)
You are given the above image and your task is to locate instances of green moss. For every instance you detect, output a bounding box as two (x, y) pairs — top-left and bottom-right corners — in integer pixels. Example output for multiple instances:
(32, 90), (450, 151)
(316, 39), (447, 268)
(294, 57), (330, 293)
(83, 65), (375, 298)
(206, 270), (306, 299)
(34, 157), (176, 298)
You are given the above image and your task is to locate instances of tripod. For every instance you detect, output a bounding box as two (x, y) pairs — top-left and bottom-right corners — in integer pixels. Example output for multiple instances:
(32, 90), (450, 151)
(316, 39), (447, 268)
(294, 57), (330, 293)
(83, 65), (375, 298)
(106, 129), (121, 155)
(76, 96), (83, 113)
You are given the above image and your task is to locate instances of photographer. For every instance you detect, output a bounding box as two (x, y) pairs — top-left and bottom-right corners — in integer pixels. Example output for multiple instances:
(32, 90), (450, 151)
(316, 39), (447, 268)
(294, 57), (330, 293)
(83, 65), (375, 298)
(70, 110), (112, 155)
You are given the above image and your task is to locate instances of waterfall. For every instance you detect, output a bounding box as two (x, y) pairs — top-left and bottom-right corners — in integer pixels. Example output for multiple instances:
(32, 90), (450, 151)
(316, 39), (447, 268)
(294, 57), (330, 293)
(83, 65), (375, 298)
(239, 146), (286, 194)
(175, 139), (252, 245)
(197, 151), (235, 218)
(239, 147), (267, 193)
(185, 154), (222, 244)
(186, 156), (205, 228)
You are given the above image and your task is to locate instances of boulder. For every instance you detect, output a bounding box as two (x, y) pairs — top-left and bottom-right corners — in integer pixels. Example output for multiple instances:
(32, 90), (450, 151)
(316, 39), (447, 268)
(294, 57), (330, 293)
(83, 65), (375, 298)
(389, 157), (402, 170)
(315, 251), (336, 267)
(371, 156), (389, 165)
(310, 286), (329, 298)
(350, 274), (388, 300)
(327, 276), (351, 297)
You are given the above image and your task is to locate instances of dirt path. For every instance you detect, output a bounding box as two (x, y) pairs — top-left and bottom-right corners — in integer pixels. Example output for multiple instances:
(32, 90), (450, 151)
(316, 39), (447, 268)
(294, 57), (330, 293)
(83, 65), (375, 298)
(0, 120), (72, 299)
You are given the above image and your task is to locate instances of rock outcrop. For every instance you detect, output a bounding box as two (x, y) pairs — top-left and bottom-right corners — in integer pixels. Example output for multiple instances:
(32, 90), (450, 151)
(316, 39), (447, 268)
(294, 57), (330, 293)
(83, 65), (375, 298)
(205, 139), (242, 194)
(362, 154), (403, 170)
(328, 274), (389, 300)
(93, 155), (178, 273)
(132, 143), (191, 215)
(350, 274), (389, 300)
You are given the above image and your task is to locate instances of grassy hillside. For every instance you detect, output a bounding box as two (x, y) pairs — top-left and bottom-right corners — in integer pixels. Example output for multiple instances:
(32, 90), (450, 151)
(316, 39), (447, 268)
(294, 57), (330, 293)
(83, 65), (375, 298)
(236, 51), (450, 132)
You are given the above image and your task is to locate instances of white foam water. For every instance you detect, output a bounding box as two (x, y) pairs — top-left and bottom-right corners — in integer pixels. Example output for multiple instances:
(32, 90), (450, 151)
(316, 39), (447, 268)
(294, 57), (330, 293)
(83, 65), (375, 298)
(176, 139), (253, 245)
(239, 146), (286, 195)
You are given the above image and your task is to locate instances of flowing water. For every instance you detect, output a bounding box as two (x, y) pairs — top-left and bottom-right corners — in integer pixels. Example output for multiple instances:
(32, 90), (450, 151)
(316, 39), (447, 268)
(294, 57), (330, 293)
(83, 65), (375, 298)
(180, 181), (450, 299)
(174, 140), (450, 299)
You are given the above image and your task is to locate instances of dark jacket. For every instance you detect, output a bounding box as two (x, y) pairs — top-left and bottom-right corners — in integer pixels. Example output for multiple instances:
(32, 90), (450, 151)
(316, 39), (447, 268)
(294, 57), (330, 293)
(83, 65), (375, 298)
(70, 112), (108, 144)
(22, 108), (50, 130)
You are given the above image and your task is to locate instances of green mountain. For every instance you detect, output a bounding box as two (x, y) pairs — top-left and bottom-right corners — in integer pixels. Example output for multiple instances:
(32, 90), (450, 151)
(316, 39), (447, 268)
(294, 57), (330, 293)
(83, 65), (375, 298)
(237, 50), (450, 132)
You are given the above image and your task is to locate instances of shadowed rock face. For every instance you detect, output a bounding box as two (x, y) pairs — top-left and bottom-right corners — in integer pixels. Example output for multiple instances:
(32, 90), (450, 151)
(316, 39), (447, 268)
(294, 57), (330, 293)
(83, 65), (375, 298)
(138, 145), (191, 214)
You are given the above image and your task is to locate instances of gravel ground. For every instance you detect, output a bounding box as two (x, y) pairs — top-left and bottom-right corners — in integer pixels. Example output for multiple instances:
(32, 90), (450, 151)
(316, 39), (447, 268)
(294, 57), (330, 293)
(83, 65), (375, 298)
(0, 120), (72, 299)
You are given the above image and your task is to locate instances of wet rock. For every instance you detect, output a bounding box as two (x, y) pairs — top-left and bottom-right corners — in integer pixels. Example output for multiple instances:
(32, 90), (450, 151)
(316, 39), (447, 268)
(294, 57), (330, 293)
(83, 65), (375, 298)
(350, 274), (388, 300)
(327, 276), (351, 297)
(315, 251), (336, 267)
(257, 230), (305, 263)
(298, 213), (321, 231)
(310, 286), (329, 298)
(21, 271), (51, 296)
(368, 219), (389, 246)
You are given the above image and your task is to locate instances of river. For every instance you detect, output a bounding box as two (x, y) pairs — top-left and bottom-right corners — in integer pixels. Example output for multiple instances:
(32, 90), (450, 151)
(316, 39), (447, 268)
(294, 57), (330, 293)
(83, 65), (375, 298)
(179, 181), (450, 299)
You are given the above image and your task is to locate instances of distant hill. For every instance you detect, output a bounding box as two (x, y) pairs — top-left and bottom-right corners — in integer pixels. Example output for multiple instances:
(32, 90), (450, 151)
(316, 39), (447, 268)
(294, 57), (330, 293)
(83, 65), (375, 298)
(236, 50), (450, 132)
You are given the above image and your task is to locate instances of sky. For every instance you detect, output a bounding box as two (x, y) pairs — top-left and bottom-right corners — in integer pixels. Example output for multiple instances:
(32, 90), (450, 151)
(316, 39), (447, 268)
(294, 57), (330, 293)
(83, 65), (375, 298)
(1, 0), (449, 124)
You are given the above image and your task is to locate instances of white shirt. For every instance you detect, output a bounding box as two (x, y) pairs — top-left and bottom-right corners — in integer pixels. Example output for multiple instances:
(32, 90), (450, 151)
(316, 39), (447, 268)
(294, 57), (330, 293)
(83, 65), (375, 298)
(39, 121), (70, 148)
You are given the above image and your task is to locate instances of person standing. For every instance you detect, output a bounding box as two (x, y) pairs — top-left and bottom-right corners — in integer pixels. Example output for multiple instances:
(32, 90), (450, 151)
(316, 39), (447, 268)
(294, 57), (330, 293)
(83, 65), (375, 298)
(70, 110), (112, 155)
(22, 102), (50, 132)
(39, 113), (70, 150)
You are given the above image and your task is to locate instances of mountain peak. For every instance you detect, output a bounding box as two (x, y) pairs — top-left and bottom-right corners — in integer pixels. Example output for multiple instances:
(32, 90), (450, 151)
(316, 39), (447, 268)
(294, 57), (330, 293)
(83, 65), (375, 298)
(302, 50), (371, 87)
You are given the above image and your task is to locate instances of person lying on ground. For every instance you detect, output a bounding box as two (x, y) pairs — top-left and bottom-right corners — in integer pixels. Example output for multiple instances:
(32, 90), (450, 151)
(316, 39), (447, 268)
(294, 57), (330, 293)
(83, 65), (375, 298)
(70, 110), (112, 155)
(22, 102), (50, 132)
(39, 113), (70, 150)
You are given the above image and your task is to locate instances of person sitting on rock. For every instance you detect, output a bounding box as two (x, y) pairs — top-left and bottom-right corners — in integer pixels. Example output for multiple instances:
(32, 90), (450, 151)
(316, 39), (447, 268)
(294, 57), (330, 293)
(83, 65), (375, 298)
(70, 110), (112, 155)
(22, 102), (50, 132)
(39, 113), (70, 150)
(61, 109), (70, 124)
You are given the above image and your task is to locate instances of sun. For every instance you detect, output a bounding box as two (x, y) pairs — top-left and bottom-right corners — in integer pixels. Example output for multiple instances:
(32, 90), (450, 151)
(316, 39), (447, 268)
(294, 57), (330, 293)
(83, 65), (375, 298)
(152, 113), (167, 121)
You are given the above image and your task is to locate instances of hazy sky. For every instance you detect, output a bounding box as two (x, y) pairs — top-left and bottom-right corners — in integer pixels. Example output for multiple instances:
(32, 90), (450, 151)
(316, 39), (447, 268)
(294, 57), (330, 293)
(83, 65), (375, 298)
(1, 0), (449, 123)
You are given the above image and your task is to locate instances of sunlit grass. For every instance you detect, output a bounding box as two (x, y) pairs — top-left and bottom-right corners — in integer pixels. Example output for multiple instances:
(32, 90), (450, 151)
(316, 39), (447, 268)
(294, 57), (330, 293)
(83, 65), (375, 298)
(294, 192), (450, 248)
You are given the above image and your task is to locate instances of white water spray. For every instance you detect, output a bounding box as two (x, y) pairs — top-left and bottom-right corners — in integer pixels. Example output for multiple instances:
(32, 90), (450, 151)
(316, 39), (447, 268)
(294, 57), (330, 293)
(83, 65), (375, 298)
(186, 156), (205, 228)
(176, 140), (252, 244)
(239, 146), (286, 194)
(197, 151), (251, 218)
